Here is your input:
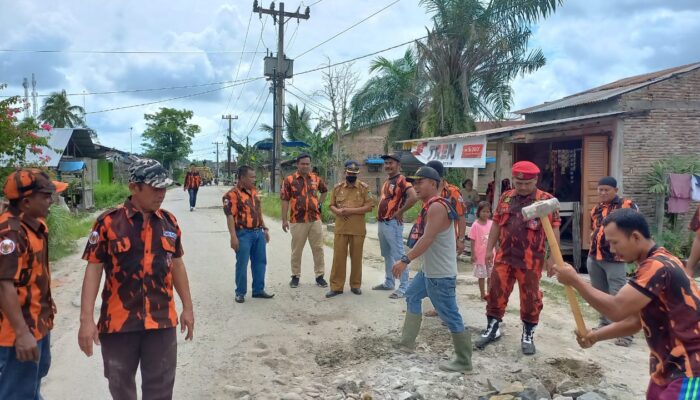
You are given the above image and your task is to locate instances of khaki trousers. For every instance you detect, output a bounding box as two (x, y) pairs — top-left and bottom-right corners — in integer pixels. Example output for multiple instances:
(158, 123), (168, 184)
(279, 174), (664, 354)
(330, 234), (365, 291)
(290, 220), (325, 277)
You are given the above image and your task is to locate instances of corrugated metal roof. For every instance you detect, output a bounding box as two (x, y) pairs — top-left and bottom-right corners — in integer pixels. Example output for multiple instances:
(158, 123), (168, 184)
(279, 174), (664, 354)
(396, 111), (625, 144)
(24, 128), (73, 167)
(515, 62), (700, 115)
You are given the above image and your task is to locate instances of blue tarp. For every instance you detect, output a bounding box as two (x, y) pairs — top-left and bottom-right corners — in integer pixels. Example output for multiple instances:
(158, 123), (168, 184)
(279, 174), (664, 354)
(58, 160), (85, 172)
(485, 157), (496, 164)
(254, 140), (309, 151)
(365, 158), (385, 165)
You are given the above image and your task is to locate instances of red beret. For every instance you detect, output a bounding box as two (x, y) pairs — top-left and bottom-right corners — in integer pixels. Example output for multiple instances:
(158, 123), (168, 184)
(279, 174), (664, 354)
(512, 161), (540, 180)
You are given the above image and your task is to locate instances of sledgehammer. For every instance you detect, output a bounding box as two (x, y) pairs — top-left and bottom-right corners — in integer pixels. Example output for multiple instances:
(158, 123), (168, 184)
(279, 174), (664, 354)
(522, 198), (587, 336)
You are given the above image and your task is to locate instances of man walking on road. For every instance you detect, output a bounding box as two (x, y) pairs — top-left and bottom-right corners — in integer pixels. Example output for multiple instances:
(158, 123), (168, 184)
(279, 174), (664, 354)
(184, 163), (202, 212)
(0, 169), (67, 399)
(224, 165), (274, 304)
(555, 209), (700, 399)
(372, 152), (417, 299)
(588, 176), (638, 346)
(392, 166), (472, 372)
(281, 154), (329, 288)
(326, 161), (374, 298)
(78, 159), (195, 400)
(475, 161), (560, 355)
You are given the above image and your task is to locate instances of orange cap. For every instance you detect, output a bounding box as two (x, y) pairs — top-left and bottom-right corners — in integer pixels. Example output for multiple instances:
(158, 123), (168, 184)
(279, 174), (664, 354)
(3, 169), (68, 200)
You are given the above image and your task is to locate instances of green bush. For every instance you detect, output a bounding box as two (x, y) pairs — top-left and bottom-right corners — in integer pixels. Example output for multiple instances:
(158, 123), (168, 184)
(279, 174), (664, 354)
(47, 206), (94, 261)
(656, 228), (694, 260)
(93, 183), (130, 209)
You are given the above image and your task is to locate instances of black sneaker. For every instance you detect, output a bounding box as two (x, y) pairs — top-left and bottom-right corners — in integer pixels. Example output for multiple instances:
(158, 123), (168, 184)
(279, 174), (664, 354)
(315, 276), (328, 288)
(325, 290), (343, 298)
(521, 322), (536, 355)
(290, 276), (300, 288)
(475, 317), (501, 350)
(351, 288), (362, 295)
(235, 295), (245, 303)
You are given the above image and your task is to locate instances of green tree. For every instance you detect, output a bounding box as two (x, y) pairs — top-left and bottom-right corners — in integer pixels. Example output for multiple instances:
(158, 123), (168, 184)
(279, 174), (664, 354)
(0, 85), (49, 180)
(141, 108), (201, 170)
(39, 90), (85, 128)
(350, 48), (426, 147)
(418, 0), (560, 136)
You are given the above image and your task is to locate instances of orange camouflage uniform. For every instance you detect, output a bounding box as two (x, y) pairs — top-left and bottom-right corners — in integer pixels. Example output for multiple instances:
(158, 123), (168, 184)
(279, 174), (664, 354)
(377, 174), (412, 221)
(441, 183), (465, 216)
(223, 186), (264, 230)
(82, 199), (184, 333)
(629, 246), (700, 386)
(184, 171), (202, 190)
(691, 207), (700, 234)
(486, 189), (561, 324)
(590, 196), (638, 262)
(280, 173), (327, 223)
(0, 211), (54, 346)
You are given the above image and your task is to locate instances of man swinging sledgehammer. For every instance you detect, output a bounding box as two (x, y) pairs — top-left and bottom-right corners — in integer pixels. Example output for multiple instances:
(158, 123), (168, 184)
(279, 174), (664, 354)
(475, 161), (561, 355)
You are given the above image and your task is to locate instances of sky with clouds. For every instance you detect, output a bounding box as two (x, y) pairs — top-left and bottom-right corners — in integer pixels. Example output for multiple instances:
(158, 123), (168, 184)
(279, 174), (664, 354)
(1, 0), (699, 161)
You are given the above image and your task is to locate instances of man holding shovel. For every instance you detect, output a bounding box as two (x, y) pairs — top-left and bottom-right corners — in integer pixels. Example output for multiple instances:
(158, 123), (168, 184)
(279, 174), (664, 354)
(475, 161), (560, 355)
(554, 208), (700, 399)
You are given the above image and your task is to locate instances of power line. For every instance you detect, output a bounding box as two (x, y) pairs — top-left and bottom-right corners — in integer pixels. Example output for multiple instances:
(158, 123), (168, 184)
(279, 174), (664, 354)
(244, 90), (272, 141)
(308, 0), (325, 6)
(295, 36), (425, 76)
(0, 77), (265, 98)
(84, 81), (249, 114)
(286, 84), (332, 112)
(294, 0), (402, 59)
(0, 49), (266, 55)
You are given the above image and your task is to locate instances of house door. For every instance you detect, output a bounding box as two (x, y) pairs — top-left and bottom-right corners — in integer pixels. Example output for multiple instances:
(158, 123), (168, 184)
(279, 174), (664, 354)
(581, 136), (610, 249)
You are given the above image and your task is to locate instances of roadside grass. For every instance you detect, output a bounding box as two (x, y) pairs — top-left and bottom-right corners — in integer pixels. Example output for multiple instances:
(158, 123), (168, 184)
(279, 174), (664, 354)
(47, 206), (95, 261)
(93, 183), (130, 209)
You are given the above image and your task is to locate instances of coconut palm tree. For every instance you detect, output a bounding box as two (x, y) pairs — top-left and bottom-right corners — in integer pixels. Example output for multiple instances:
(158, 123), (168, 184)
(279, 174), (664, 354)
(350, 48), (426, 146)
(39, 90), (85, 128)
(418, 0), (560, 136)
(259, 104), (314, 142)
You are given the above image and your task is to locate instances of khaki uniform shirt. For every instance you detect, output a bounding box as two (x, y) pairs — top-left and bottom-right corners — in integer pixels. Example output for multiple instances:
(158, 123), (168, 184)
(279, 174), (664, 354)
(331, 181), (374, 236)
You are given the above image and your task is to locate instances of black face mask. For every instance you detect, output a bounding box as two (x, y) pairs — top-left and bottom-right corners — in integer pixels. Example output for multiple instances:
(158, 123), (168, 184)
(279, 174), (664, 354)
(346, 175), (358, 184)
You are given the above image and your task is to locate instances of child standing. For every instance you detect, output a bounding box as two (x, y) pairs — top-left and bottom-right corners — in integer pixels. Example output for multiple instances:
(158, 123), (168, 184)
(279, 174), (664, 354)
(469, 201), (495, 300)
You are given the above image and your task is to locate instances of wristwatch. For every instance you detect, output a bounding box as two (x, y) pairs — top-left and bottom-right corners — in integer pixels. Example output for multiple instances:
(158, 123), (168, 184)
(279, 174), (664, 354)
(400, 255), (411, 264)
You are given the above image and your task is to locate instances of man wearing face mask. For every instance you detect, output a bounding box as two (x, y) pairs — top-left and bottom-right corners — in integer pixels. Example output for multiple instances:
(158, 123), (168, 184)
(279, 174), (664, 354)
(326, 161), (375, 298)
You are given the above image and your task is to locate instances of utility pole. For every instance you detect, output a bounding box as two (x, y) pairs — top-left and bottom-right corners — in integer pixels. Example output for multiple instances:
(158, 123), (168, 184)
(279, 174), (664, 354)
(254, 0), (309, 192)
(222, 114), (238, 180)
(213, 141), (224, 180)
(129, 127), (133, 154)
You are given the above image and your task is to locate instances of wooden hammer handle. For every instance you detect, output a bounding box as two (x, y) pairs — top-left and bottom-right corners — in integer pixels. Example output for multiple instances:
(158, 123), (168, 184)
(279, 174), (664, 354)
(539, 216), (588, 336)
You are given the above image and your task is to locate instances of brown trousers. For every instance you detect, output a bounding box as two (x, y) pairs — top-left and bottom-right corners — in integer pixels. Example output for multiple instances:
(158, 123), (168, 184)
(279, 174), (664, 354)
(329, 234), (365, 291)
(290, 221), (325, 277)
(100, 328), (177, 400)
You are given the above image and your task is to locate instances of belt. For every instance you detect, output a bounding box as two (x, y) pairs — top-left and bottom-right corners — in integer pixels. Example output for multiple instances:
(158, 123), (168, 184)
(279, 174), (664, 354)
(237, 227), (264, 231)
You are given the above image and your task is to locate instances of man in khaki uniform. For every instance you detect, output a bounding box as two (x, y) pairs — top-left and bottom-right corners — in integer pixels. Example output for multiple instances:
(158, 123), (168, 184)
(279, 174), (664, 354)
(326, 161), (374, 298)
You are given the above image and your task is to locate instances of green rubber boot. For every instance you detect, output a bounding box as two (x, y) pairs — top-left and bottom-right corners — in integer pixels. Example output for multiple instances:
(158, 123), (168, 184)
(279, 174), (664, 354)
(394, 312), (422, 352)
(439, 330), (473, 372)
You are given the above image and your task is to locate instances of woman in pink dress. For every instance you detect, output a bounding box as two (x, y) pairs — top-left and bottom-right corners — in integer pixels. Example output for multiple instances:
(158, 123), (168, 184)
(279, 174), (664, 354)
(469, 201), (495, 300)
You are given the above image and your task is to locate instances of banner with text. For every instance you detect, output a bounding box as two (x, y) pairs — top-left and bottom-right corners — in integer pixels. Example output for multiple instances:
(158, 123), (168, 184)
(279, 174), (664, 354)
(410, 136), (487, 168)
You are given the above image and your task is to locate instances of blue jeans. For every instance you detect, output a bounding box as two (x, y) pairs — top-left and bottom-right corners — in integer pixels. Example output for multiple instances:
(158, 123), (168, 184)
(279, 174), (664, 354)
(0, 333), (51, 400)
(188, 188), (199, 208)
(378, 219), (408, 293)
(235, 228), (267, 297)
(406, 271), (464, 333)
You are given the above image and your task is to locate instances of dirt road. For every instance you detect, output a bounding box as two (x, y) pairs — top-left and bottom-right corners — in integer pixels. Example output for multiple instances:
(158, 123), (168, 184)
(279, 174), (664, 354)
(42, 186), (648, 399)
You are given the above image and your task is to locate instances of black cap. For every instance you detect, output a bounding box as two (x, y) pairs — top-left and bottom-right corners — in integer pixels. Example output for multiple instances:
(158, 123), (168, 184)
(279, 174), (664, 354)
(598, 176), (618, 188)
(381, 152), (401, 163)
(426, 160), (445, 177)
(406, 166), (441, 183)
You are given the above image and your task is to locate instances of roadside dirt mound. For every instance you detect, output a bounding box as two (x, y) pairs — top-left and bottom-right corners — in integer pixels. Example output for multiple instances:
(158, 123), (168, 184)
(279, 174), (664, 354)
(315, 335), (394, 368)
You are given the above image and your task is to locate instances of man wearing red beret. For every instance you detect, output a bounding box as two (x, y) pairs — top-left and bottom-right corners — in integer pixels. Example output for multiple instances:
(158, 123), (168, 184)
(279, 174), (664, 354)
(475, 161), (561, 355)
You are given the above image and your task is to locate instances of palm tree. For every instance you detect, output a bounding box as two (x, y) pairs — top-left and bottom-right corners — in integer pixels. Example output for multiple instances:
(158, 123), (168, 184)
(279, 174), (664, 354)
(418, 0), (560, 136)
(350, 49), (426, 146)
(259, 104), (314, 142)
(39, 90), (85, 128)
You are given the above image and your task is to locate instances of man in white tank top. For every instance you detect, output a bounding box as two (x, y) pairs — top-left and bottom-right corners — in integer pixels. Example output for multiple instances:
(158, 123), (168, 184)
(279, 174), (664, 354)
(392, 166), (472, 372)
